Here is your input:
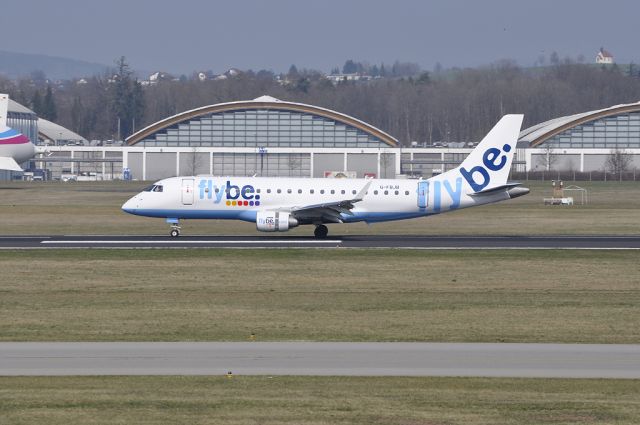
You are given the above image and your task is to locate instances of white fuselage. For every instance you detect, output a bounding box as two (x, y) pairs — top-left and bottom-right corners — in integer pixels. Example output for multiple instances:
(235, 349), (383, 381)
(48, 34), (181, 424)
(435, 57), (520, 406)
(121, 115), (527, 234)
(122, 174), (511, 224)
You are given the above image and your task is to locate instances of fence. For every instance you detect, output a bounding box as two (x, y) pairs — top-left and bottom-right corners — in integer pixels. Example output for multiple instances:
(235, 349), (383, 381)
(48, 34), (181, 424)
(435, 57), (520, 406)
(511, 170), (639, 182)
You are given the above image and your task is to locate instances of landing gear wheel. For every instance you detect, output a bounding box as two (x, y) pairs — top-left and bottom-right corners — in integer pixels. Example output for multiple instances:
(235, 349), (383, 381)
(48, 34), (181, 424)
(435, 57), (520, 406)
(170, 228), (180, 238)
(314, 224), (328, 239)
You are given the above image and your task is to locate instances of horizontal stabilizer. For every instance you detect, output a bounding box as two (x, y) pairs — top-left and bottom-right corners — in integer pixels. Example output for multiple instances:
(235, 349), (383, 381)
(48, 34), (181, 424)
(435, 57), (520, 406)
(468, 182), (522, 196)
(468, 182), (529, 199)
(0, 156), (23, 171)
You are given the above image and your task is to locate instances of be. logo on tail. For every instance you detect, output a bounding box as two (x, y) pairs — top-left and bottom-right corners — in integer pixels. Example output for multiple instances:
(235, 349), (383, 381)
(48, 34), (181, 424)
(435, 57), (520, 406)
(460, 144), (511, 192)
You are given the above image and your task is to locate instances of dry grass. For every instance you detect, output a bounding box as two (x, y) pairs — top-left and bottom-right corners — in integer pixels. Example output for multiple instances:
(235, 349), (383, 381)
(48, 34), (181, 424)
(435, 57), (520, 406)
(0, 180), (639, 235)
(1, 376), (638, 425)
(1, 249), (638, 343)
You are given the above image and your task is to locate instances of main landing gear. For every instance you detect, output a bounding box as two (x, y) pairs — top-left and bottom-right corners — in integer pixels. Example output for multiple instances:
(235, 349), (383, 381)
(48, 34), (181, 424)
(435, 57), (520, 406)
(314, 224), (328, 239)
(167, 218), (181, 237)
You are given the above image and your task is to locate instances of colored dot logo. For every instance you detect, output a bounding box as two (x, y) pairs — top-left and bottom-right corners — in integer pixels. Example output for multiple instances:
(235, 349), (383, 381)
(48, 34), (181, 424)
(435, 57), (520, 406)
(226, 200), (260, 207)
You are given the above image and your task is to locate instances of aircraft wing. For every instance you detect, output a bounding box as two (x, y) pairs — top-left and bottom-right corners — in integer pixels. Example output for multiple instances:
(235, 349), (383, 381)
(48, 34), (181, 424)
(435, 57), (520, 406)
(0, 156), (23, 171)
(287, 179), (372, 223)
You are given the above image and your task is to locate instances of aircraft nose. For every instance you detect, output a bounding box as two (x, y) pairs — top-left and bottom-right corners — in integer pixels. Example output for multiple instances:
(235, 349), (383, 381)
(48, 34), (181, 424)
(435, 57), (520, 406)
(121, 197), (138, 214)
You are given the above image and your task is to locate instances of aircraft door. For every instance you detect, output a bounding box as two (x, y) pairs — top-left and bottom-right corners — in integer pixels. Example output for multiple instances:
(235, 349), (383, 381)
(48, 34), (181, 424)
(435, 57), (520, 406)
(181, 178), (194, 205)
(417, 180), (429, 209)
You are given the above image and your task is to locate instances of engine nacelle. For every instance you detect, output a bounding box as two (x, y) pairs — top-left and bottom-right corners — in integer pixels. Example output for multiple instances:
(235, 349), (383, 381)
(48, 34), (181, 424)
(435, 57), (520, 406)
(256, 211), (299, 232)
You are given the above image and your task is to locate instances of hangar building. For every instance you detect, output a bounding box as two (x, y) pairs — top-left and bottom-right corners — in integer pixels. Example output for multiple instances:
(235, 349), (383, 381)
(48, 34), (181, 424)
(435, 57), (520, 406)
(122, 95), (400, 180)
(520, 102), (640, 172)
(16, 98), (640, 181)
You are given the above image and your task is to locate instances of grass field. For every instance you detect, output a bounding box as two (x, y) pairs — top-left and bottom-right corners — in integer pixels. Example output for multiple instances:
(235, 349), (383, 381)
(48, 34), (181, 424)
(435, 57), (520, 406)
(0, 180), (639, 236)
(1, 376), (639, 425)
(2, 181), (639, 424)
(1, 249), (638, 343)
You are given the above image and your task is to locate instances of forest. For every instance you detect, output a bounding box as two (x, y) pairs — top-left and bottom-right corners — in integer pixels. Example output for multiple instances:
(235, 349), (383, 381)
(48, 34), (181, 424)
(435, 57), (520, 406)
(2, 58), (640, 146)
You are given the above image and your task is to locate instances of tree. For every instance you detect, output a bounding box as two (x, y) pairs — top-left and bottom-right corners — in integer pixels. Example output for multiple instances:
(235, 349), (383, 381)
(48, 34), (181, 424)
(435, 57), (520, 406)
(536, 145), (559, 171)
(31, 90), (43, 116)
(294, 77), (310, 93)
(605, 147), (632, 177)
(42, 85), (57, 121)
(70, 96), (83, 133)
(109, 56), (145, 139)
(288, 64), (299, 78)
(183, 147), (205, 176)
(342, 59), (357, 74)
(417, 71), (431, 85)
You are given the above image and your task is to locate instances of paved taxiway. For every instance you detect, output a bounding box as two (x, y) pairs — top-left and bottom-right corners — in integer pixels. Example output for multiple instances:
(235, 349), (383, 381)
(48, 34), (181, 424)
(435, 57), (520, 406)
(1, 342), (638, 378)
(2, 235), (640, 249)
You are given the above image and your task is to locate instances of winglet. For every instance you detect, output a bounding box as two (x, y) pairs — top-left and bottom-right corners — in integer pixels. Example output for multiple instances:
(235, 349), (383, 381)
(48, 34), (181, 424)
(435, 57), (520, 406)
(353, 179), (372, 202)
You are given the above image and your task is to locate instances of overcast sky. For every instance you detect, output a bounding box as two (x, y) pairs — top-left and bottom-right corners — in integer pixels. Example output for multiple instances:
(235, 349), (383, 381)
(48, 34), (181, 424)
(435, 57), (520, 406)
(1, 0), (637, 74)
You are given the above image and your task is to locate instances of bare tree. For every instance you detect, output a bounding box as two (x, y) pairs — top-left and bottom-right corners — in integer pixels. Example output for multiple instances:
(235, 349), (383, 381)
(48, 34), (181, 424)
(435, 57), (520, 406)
(287, 154), (302, 177)
(536, 145), (559, 171)
(183, 147), (205, 176)
(605, 147), (633, 177)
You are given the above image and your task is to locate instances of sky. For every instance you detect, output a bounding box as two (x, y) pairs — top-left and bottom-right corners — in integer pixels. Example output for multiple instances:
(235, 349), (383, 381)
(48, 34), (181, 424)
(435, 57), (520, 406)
(2, 0), (638, 75)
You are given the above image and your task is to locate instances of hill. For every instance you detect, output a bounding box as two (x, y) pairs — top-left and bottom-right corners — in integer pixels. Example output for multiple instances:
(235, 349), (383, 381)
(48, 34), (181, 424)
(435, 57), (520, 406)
(0, 50), (108, 80)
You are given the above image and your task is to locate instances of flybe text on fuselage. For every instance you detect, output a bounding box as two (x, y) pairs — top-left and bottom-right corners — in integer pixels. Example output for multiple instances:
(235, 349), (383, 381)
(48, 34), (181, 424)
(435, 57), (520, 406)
(198, 179), (261, 206)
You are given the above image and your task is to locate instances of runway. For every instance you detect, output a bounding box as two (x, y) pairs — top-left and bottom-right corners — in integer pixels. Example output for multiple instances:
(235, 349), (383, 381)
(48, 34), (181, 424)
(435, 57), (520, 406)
(2, 234), (640, 249)
(1, 342), (638, 378)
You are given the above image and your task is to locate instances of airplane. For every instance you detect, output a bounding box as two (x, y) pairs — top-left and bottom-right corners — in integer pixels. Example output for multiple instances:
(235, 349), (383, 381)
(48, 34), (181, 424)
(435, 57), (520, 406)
(122, 114), (529, 238)
(0, 94), (36, 171)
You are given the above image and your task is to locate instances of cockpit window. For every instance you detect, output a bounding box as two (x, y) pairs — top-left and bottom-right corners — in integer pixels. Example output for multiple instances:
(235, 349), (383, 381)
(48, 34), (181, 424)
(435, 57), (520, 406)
(143, 184), (163, 192)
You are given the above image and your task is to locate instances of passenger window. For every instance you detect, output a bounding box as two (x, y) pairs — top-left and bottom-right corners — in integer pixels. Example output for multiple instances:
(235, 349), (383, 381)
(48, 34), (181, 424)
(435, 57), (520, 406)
(287, 189), (292, 194)
(341, 190), (345, 195)
(215, 188), (220, 193)
(320, 190), (325, 194)
(310, 189), (315, 194)
(277, 189), (282, 194)
(256, 189), (261, 194)
(374, 190), (379, 195)
(394, 190), (399, 195)
(298, 189), (302, 194)
(267, 189), (271, 193)
(384, 190), (389, 195)
(330, 190), (335, 194)
(352, 190), (356, 195)
(405, 191), (409, 195)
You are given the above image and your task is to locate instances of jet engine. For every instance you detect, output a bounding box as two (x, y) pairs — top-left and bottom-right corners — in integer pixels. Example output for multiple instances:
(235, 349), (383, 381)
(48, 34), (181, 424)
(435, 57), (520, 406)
(256, 211), (299, 232)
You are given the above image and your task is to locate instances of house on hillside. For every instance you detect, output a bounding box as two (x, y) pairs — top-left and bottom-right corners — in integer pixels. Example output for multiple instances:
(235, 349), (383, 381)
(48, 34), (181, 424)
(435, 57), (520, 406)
(596, 47), (614, 64)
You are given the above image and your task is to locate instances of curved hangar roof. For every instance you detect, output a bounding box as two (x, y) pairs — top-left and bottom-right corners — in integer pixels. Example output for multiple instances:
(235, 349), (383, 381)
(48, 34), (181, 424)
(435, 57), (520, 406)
(519, 101), (640, 148)
(126, 95), (398, 148)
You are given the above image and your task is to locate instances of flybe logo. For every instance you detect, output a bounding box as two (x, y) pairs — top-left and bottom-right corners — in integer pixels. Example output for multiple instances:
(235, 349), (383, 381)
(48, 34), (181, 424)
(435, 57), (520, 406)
(459, 144), (511, 192)
(198, 179), (261, 207)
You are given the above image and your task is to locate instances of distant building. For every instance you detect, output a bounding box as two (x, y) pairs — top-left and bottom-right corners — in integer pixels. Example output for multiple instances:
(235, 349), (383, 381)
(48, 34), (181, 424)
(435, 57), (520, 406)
(147, 71), (175, 85)
(595, 47), (614, 64)
(326, 73), (373, 84)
